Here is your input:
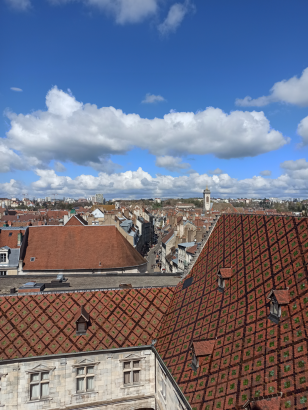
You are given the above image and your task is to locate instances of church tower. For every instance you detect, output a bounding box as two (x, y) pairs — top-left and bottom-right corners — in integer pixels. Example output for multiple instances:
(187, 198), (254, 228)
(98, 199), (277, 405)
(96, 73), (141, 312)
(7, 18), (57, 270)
(203, 186), (211, 212)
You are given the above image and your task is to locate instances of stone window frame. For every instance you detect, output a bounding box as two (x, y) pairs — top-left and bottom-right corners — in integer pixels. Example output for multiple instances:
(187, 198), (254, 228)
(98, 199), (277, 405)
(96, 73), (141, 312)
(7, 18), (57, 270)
(119, 354), (145, 388)
(29, 371), (50, 401)
(0, 272), (6, 276)
(72, 360), (100, 395)
(75, 365), (95, 393)
(159, 365), (167, 402)
(26, 365), (55, 403)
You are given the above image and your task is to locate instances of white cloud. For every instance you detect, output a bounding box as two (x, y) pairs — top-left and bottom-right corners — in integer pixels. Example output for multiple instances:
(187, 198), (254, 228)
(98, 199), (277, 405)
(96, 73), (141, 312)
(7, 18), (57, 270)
(158, 0), (194, 35)
(236, 67), (308, 107)
(142, 93), (166, 104)
(0, 179), (24, 198)
(5, 0), (31, 11)
(10, 87), (23, 92)
(260, 170), (271, 176)
(209, 168), (223, 175)
(2, 86), (289, 173)
(297, 115), (308, 146)
(13, 166), (308, 199)
(156, 156), (190, 172)
(54, 161), (67, 173)
(49, 0), (158, 24)
(0, 141), (28, 173)
(280, 158), (308, 171)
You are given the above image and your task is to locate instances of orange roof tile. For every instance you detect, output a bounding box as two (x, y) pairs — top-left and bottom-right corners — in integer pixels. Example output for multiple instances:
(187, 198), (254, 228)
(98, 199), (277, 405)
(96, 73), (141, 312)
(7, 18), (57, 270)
(192, 340), (215, 356)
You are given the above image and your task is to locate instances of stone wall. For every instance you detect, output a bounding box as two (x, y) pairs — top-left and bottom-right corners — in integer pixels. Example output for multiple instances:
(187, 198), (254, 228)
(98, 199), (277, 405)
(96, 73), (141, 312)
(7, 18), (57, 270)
(0, 347), (189, 410)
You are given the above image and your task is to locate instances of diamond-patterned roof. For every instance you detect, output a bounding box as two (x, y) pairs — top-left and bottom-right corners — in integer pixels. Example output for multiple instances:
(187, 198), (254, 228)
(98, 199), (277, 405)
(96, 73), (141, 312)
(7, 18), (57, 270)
(0, 287), (173, 360)
(156, 214), (308, 410)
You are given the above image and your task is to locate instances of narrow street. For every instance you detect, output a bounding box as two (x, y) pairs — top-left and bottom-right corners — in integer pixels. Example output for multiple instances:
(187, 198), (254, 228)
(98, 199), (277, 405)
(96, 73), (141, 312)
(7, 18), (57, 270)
(146, 236), (161, 273)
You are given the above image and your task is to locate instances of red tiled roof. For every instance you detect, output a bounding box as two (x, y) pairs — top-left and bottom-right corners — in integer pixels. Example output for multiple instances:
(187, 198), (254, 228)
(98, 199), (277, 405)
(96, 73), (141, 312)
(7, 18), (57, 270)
(268, 289), (290, 305)
(192, 340), (215, 356)
(156, 214), (308, 410)
(0, 287), (173, 360)
(218, 267), (232, 278)
(162, 229), (174, 244)
(187, 245), (198, 254)
(248, 396), (281, 410)
(65, 214), (88, 226)
(0, 229), (26, 248)
(21, 226), (146, 271)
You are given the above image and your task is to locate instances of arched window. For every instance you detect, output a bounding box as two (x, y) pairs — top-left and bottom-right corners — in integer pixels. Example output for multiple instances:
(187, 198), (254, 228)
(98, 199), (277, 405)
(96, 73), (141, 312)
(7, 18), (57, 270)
(206, 197), (209, 203)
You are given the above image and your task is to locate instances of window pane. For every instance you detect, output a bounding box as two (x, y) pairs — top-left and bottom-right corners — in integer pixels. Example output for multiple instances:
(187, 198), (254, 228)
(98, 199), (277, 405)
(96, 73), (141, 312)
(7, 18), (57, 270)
(77, 322), (86, 332)
(77, 367), (84, 375)
(41, 372), (49, 380)
(86, 376), (94, 390)
(133, 370), (140, 383)
(87, 366), (94, 374)
(41, 382), (49, 397)
(30, 384), (40, 400)
(133, 361), (140, 368)
(77, 377), (84, 391)
(31, 373), (40, 382)
(123, 362), (130, 369)
(124, 372), (130, 384)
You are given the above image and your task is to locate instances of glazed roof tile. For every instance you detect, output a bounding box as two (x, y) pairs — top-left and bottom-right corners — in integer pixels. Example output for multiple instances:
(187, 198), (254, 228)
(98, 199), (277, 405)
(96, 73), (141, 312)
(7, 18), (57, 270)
(192, 340), (215, 356)
(156, 214), (308, 410)
(0, 286), (174, 360)
(218, 268), (232, 278)
(268, 289), (290, 305)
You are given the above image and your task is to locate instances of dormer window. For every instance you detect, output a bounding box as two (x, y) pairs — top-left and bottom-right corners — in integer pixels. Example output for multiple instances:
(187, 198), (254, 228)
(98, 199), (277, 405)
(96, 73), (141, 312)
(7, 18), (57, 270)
(0, 254), (6, 263)
(190, 339), (215, 371)
(0, 247), (9, 264)
(75, 305), (90, 335)
(217, 268), (232, 292)
(267, 289), (290, 324)
(243, 395), (281, 409)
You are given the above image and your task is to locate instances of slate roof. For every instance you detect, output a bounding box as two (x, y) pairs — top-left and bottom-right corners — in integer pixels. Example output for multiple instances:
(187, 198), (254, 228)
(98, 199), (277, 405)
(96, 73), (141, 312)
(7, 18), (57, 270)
(0, 286), (174, 360)
(21, 226), (146, 271)
(156, 214), (308, 410)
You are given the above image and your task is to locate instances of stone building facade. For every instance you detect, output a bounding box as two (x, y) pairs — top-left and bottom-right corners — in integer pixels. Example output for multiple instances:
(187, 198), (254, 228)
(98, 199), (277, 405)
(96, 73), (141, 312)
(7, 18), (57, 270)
(0, 346), (188, 410)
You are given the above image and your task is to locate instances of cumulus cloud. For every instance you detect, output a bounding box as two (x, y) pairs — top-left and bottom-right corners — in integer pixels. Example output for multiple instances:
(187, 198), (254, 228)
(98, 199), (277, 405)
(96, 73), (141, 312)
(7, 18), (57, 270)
(155, 156), (190, 172)
(297, 115), (308, 146)
(54, 161), (67, 173)
(2, 86), (289, 173)
(10, 166), (306, 199)
(5, 0), (31, 11)
(142, 93), (166, 104)
(158, 0), (194, 35)
(236, 67), (308, 107)
(260, 170), (272, 176)
(49, 0), (158, 24)
(280, 159), (308, 180)
(10, 87), (23, 92)
(209, 168), (223, 175)
(0, 141), (28, 173)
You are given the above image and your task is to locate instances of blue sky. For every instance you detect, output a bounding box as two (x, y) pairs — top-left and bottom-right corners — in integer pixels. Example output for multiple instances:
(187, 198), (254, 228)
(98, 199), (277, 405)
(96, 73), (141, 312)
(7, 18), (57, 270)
(1, 0), (308, 199)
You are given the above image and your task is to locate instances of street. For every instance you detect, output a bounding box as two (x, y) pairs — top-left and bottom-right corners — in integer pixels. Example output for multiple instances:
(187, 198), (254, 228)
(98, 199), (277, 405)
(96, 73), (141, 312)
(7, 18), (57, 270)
(146, 236), (161, 273)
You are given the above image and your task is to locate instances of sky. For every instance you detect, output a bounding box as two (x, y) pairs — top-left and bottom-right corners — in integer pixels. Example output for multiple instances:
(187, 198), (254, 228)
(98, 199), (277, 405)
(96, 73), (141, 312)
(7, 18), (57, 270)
(1, 0), (308, 200)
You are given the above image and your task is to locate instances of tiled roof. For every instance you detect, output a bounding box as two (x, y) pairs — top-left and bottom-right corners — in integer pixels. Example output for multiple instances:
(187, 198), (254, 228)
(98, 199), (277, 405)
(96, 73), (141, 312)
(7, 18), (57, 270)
(0, 228), (25, 248)
(218, 268), (232, 278)
(268, 289), (290, 305)
(21, 226), (146, 271)
(65, 214), (88, 226)
(156, 214), (308, 410)
(192, 340), (215, 356)
(162, 229), (174, 244)
(0, 287), (174, 360)
(247, 396), (281, 410)
(187, 245), (198, 255)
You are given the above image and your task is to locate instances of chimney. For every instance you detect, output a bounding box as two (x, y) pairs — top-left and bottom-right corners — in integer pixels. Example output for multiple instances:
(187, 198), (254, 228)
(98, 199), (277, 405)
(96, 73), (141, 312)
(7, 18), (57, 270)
(196, 229), (203, 242)
(8, 221), (12, 227)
